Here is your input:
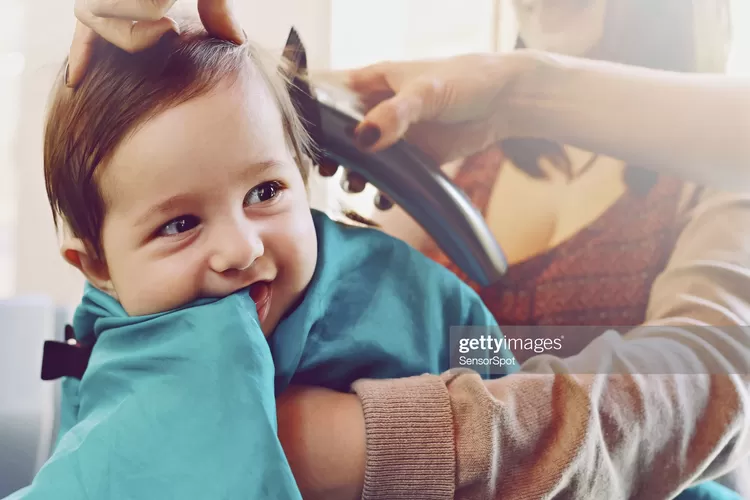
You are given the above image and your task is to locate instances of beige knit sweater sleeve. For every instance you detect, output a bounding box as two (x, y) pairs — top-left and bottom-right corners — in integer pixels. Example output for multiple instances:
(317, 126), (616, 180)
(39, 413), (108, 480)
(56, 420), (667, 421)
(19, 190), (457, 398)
(351, 187), (750, 500)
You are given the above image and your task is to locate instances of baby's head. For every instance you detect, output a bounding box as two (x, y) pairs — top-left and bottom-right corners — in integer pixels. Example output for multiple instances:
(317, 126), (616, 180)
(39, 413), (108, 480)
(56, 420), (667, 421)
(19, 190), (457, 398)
(44, 22), (318, 334)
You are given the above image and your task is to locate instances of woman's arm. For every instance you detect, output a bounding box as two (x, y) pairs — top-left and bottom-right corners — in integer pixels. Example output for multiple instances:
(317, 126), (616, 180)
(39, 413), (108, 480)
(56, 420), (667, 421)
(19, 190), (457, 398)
(349, 187), (750, 499)
(511, 50), (750, 191)
(277, 187), (750, 500)
(348, 50), (749, 191)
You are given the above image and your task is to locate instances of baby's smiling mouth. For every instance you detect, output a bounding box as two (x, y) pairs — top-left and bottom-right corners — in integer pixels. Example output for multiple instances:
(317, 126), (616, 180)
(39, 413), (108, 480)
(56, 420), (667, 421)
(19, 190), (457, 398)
(249, 281), (272, 323)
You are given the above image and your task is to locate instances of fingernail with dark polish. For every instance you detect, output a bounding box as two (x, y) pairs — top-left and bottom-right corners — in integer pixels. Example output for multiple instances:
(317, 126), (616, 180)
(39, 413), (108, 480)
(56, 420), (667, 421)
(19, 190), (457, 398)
(354, 123), (381, 150)
(64, 63), (70, 87)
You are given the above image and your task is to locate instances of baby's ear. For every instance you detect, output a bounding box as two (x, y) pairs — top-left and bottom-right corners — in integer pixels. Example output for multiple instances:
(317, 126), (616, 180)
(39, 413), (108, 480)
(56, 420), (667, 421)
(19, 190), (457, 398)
(60, 238), (114, 293)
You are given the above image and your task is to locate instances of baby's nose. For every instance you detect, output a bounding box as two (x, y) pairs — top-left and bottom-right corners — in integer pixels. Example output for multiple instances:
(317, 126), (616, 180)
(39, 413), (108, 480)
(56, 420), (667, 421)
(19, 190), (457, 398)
(209, 225), (264, 274)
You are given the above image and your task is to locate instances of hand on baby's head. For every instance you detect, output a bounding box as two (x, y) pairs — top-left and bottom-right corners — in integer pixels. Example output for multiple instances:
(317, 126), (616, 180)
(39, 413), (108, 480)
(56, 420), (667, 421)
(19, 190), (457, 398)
(45, 20), (318, 335)
(67, 0), (246, 87)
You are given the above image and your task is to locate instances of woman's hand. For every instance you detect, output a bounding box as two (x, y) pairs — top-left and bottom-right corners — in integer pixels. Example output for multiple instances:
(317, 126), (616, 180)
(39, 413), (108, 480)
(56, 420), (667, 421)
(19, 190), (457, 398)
(68, 0), (244, 87)
(276, 385), (366, 500)
(345, 52), (536, 164)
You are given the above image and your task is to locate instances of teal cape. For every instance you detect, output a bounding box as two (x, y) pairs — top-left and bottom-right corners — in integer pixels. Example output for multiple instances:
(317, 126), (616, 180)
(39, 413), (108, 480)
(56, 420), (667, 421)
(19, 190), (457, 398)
(4, 210), (732, 499)
(4, 210), (516, 499)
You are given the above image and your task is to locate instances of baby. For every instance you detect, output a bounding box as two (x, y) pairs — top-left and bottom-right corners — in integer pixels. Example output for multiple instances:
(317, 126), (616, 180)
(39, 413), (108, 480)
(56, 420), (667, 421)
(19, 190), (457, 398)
(45, 22), (317, 335)
(10, 20), (517, 500)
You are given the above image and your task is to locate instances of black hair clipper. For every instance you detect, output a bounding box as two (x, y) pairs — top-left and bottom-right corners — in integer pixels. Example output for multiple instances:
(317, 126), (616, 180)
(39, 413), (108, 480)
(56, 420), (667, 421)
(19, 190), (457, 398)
(282, 28), (507, 287)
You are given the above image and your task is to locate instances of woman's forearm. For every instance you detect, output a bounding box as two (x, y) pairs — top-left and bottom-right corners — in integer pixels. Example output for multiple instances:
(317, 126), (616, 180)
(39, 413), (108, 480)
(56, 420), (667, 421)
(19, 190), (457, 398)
(509, 49), (750, 190)
(351, 188), (750, 499)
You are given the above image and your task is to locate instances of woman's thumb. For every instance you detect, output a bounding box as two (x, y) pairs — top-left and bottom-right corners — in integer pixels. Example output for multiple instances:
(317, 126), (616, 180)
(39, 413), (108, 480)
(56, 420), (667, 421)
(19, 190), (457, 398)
(353, 79), (436, 152)
(198, 0), (245, 45)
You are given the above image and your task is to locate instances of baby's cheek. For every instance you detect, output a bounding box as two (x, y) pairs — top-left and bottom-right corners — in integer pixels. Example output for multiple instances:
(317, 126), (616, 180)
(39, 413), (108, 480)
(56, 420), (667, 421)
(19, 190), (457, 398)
(267, 208), (317, 290)
(285, 207), (317, 271)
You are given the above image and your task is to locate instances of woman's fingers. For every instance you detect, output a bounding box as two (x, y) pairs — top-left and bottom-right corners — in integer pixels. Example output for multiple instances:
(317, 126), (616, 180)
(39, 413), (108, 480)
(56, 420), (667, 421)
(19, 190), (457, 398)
(78, 10), (179, 54)
(83, 0), (177, 20)
(197, 0), (245, 45)
(347, 63), (394, 94)
(67, 21), (98, 87)
(69, 2), (179, 87)
(68, 0), (242, 88)
(353, 78), (440, 152)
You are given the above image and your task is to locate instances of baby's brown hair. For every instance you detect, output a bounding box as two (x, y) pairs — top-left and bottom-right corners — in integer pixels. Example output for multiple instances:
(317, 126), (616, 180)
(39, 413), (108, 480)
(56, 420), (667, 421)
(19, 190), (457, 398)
(44, 20), (313, 261)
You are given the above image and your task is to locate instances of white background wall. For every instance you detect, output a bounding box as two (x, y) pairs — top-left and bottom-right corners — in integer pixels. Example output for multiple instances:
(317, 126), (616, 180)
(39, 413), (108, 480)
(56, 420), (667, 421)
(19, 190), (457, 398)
(1, 0), (748, 310)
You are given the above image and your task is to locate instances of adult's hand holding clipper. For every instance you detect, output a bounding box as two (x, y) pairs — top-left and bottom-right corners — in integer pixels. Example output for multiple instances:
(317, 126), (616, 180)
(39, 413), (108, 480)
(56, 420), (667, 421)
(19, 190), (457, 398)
(67, 0), (244, 87)
(346, 53), (532, 165)
(344, 50), (750, 192)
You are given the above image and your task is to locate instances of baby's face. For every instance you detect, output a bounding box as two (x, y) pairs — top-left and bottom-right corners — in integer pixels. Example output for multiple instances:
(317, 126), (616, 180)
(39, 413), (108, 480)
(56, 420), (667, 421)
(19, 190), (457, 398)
(95, 71), (317, 335)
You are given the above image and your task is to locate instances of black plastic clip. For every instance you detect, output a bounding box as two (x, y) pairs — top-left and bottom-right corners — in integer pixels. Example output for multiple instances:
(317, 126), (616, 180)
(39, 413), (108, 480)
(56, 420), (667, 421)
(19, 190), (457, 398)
(40, 325), (93, 381)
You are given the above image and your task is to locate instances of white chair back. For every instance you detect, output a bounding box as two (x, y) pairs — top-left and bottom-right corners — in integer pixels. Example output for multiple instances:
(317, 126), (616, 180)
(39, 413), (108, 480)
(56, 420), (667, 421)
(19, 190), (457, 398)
(0, 296), (69, 497)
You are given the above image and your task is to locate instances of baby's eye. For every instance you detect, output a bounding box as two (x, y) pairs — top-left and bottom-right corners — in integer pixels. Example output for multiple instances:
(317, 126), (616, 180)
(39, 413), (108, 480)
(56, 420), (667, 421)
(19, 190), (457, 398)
(244, 181), (284, 206)
(159, 215), (200, 237)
